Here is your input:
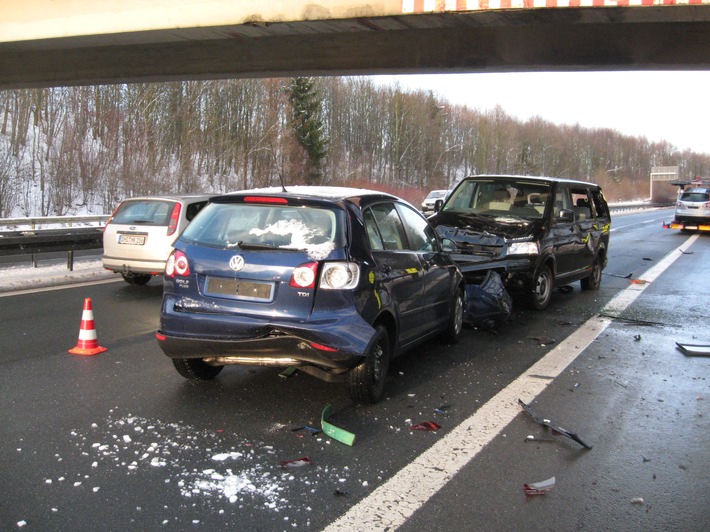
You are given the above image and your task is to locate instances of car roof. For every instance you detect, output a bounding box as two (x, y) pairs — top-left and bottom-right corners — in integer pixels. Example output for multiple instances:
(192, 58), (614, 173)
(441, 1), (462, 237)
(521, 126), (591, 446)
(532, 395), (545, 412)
(460, 174), (601, 187)
(221, 186), (399, 202)
(120, 194), (214, 202)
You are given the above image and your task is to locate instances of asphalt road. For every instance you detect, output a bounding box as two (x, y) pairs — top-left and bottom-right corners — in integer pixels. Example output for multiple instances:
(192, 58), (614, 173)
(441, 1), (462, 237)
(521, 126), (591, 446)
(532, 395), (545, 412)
(1, 208), (708, 531)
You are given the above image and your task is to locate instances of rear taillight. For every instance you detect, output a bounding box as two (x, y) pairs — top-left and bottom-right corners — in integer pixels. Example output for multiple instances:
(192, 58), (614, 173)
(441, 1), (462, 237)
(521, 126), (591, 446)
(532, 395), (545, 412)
(165, 250), (190, 278)
(320, 262), (360, 290)
(289, 262), (360, 290)
(290, 262), (318, 289)
(167, 203), (182, 236)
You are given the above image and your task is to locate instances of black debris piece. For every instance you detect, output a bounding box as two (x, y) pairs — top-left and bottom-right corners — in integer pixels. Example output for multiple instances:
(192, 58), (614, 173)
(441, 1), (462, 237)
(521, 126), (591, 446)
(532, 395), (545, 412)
(518, 399), (592, 449)
(527, 335), (556, 346)
(463, 271), (512, 327)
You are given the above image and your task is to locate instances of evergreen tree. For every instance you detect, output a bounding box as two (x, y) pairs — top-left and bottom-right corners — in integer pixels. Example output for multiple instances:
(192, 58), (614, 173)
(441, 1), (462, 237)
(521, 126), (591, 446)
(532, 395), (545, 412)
(288, 77), (328, 184)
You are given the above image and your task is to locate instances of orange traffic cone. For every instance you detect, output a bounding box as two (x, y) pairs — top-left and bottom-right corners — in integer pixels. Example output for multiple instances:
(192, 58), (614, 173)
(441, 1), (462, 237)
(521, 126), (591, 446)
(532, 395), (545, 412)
(68, 298), (107, 356)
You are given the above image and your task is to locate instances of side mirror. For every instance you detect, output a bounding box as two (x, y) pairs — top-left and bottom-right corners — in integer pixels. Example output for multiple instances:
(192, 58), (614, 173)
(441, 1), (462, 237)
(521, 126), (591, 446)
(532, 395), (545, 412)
(558, 209), (575, 222)
(440, 237), (457, 253)
(434, 199), (444, 212)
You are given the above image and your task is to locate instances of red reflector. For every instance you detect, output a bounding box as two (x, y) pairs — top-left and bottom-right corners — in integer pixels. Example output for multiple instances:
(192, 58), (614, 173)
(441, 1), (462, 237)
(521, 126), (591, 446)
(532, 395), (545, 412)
(244, 196), (288, 204)
(156, 333), (166, 341)
(309, 342), (339, 352)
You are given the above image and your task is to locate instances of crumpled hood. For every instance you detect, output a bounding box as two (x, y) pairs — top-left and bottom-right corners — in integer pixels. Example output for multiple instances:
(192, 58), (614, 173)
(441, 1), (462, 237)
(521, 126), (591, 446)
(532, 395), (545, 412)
(431, 211), (541, 243)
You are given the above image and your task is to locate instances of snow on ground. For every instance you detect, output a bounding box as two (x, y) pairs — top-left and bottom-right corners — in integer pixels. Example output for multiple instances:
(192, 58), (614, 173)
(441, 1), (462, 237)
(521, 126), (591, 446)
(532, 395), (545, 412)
(0, 256), (116, 294)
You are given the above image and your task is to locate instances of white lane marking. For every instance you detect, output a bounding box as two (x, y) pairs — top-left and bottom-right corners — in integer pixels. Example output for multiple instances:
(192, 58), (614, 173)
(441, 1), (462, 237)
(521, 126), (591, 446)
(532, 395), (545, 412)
(610, 215), (669, 232)
(0, 277), (122, 298)
(323, 233), (699, 532)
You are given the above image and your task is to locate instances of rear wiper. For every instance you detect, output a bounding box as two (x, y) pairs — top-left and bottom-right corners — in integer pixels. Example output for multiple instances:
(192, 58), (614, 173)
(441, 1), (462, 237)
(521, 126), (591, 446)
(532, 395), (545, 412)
(236, 241), (277, 250)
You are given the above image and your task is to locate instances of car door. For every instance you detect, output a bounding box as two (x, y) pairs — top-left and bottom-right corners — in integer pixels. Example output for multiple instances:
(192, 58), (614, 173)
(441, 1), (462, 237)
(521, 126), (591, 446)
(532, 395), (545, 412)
(395, 202), (453, 335)
(363, 203), (428, 346)
(568, 186), (597, 274)
(549, 184), (585, 279)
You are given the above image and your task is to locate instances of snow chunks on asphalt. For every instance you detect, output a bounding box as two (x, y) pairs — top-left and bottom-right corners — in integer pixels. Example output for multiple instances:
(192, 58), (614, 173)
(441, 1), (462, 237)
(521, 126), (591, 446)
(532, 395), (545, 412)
(62, 409), (350, 517)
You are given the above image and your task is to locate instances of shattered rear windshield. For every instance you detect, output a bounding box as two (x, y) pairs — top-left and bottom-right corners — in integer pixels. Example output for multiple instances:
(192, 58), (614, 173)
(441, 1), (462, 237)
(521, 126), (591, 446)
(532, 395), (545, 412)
(443, 179), (551, 219)
(180, 202), (344, 260)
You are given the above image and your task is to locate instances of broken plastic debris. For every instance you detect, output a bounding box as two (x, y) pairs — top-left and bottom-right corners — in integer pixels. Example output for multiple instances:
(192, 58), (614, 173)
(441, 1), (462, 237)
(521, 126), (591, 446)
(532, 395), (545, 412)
(321, 404), (356, 446)
(518, 399), (592, 449)
(527, 336), (556, 346)
(557, 285), (573, 294)
(676, 343), (710, 357)
(434, 404), (451, 415)
(523, 476), (556, 495)
(604, 271), (633, 279)
(410, 421), (441, 431)
(292, 425), (321, 436)
(334, 488), (348, 497)
(279, 367), (297, 379)
(631, 497), (644, 505)
(280, 457), (313, 469)
(630, 278), (647, 285)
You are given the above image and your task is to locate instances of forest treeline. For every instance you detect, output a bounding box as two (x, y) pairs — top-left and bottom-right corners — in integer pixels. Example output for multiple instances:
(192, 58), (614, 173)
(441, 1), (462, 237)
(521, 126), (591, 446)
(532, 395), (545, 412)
(1, 76), (709, 218)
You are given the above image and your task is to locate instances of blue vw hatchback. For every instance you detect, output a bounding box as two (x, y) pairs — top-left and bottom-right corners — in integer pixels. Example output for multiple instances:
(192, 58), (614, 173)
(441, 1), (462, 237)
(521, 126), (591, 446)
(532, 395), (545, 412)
(157, 186), (465, 404)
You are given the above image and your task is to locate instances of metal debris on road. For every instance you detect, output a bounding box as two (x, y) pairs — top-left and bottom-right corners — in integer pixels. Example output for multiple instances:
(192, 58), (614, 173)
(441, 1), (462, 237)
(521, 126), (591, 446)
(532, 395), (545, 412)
(676, 343), (710, 357)
(292, 425), (321, 436)
(518, 399), (593, 450)
(604, 271), (633, 279)
(523, 476), (556, 495)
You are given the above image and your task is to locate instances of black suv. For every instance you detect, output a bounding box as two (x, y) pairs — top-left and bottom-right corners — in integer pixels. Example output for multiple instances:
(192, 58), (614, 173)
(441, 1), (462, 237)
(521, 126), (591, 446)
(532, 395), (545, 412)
(429, 175), (611, 310)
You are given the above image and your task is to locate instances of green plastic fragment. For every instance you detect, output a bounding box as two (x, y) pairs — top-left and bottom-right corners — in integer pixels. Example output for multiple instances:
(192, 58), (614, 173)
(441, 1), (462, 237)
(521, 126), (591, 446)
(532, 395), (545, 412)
(279, 367), (297, 379)
(321, 403), (356, 446)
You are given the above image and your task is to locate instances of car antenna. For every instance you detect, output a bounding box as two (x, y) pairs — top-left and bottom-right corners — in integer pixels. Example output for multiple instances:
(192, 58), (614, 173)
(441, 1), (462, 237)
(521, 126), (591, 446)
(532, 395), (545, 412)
(278, 172), (288, 193)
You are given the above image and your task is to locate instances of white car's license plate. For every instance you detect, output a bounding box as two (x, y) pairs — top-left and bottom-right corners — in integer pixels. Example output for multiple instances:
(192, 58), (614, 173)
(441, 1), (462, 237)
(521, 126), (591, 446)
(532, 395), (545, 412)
(118, 234), (146, 245)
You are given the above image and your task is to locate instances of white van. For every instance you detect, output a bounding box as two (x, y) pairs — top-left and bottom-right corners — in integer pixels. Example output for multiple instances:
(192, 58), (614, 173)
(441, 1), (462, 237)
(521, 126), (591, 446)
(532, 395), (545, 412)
(103, 195), (213, 285)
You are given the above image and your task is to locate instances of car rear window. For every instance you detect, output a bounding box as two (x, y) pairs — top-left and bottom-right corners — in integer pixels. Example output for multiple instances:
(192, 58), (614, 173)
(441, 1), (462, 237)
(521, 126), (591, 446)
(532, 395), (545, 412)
(181, 202), (344, 259)
(680, 192), (709, 202)
(111, 200), (176, 226)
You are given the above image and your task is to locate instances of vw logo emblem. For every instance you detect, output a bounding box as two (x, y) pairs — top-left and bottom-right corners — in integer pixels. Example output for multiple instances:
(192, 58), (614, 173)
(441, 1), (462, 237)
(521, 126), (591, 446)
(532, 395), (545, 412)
(229, 255), (245, 272)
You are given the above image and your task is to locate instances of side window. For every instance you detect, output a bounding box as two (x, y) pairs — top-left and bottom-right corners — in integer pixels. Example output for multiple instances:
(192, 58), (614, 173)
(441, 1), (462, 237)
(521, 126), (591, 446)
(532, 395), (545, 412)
(570, 188), (592, 221)
(368, 203), (408, 251)
(363, 208), (384, 251)
(186, 201), (208, 222)
(554, 186), (572, 219)
(591, 188), (610, 219)
(397, 203), (437, 252)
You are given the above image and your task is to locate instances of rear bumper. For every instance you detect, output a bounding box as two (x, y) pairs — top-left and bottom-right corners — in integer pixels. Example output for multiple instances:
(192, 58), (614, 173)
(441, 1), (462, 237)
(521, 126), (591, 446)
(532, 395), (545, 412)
(102, 255), (166, 275)
(157, 299), (377, 370)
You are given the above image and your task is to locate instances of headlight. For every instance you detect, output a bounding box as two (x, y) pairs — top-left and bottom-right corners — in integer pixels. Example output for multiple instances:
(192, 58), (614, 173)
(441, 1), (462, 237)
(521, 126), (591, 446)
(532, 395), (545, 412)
(507, 241), (539, 255)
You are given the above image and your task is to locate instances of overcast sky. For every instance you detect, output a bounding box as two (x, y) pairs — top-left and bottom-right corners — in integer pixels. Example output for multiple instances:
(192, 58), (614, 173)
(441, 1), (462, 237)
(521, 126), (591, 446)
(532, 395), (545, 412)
(370, 71), (710, 156)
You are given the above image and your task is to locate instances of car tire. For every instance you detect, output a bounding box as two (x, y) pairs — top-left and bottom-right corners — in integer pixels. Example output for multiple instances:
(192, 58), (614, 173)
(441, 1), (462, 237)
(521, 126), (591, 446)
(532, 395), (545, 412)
(172, 358), (224, 380)
(346, 325), (390, 405)
(581, 255), (603, 291)
(527, 264), (553, 310)
(440, 287), (464, 344)
(121, 273), (152, 285)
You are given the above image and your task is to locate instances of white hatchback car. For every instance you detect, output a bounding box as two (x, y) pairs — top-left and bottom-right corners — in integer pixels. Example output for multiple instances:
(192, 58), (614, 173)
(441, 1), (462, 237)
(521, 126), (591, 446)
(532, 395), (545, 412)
(103, 195), (213, 285)
(675, 187), (710, 224)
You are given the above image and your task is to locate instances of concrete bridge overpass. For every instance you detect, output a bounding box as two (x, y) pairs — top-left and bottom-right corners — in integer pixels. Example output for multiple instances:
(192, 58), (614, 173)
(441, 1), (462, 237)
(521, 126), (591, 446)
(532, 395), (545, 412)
(1, 0), (710, 89)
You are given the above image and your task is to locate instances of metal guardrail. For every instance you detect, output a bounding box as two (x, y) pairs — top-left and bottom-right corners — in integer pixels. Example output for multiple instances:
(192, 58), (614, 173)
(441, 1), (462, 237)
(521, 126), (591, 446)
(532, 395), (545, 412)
(0, 214), (109, 230)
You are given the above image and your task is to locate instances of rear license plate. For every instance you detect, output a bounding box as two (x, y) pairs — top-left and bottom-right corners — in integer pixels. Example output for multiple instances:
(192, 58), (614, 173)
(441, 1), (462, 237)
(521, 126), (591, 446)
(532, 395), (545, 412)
(118, 234), (146, 245)
(206, 277), (274, 302)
